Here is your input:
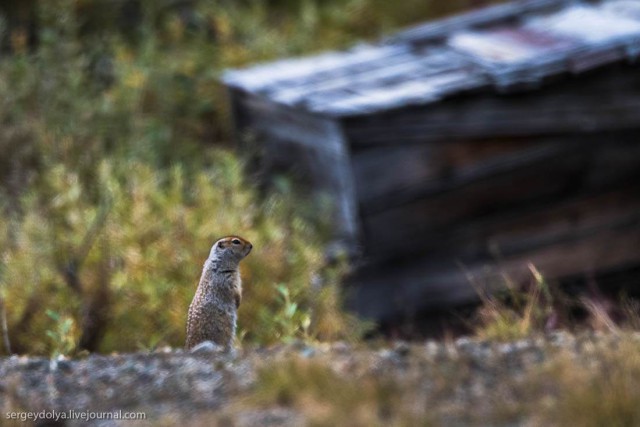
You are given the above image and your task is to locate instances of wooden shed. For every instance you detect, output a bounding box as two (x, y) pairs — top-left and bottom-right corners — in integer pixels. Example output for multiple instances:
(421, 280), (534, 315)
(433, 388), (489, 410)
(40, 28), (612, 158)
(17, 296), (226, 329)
(223, 0), (640, 323)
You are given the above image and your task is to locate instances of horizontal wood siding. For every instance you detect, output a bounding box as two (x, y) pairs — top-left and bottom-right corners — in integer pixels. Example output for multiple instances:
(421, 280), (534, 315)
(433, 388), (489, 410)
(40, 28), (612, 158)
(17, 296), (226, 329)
(346, 131), (640, 320)
(343, 64), (640, 145)
(356, 135), (640, 261)
(352, 138), (576, 214)
(348, 216), (640, 320)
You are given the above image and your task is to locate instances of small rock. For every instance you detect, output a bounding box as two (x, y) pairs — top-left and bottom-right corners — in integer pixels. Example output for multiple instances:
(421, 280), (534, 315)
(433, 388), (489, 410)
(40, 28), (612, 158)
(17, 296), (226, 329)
(424, 341), (440, 357)
(330, 341), (350, 354)
(155, 346), (174, 354)
(299, 347), (316, 358)
(393, 341), (410, 357)
(190, 341), (223, 354)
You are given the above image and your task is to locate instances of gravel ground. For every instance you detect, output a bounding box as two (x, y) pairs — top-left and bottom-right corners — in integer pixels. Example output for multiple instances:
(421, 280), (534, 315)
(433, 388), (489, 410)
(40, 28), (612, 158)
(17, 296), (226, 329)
(1, 332), (638, 426)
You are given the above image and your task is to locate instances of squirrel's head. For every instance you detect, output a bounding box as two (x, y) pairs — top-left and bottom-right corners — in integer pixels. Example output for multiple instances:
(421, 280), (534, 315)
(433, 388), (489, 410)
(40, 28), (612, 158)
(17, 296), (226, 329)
(209, 235), (253, 264)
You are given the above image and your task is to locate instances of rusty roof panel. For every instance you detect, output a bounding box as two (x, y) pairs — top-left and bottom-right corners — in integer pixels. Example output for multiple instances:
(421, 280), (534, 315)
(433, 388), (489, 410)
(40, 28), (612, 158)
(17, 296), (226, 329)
(223, 0), (640, 117)
(448, 27), (578, 64)
(531, 4), (640, 43)
(224, 45), (410, 93)
(278, 48), (489, 115)
(388, 0), (572, 45)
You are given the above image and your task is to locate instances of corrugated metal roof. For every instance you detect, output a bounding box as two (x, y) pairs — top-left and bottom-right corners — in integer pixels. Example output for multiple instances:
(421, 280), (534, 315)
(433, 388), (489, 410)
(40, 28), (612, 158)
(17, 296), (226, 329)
(223, 0), (640, 117)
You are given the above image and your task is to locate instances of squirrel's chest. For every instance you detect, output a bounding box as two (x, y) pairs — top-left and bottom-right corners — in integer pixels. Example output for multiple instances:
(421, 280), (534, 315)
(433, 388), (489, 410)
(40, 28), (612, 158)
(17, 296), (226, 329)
(195, 277), (238, 307)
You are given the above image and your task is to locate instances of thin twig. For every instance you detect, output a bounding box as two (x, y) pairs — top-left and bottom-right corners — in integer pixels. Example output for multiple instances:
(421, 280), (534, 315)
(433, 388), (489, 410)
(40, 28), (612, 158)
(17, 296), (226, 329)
(59, 196), (112, 294)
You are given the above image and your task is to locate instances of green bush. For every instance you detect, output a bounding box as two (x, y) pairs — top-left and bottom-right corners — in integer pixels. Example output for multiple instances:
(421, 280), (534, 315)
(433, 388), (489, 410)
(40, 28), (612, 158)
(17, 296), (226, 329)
(0, 0), (496, 355)
(1, 152), (367, 355)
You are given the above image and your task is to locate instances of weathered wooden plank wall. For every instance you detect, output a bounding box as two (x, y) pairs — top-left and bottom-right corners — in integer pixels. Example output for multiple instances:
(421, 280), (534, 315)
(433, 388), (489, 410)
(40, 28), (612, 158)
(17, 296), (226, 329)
(343, 64), (640, 145)
(355, 135), (640, 259)
(224, 0), (640, 324)
(347, 131), (640, 320)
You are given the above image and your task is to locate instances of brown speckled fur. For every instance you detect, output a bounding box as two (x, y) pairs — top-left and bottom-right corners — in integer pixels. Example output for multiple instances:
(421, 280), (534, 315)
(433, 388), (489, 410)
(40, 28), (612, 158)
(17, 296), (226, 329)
(186, 236), (252, 350)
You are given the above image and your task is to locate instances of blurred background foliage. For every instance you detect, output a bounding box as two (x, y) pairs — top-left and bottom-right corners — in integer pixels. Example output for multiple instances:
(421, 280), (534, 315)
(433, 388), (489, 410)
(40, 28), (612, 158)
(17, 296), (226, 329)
(0, 0), (495, 355)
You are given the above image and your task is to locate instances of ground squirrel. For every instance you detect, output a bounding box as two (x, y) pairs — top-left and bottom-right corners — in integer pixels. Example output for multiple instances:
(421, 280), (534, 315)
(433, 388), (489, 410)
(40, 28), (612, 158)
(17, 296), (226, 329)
(185, 236), (252, 350)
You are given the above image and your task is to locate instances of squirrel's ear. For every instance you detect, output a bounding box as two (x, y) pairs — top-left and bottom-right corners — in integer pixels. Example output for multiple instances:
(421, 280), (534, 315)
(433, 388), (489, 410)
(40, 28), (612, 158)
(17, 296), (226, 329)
(218, 240), (226, 249)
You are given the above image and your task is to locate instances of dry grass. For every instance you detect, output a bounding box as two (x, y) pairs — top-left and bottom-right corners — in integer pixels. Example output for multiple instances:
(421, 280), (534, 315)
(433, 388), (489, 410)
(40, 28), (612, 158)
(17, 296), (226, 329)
(243, 332), (640, 426)
(474, 265), (561, 341)
(528, 337), (640, 427)
(248, 354), (435, 427)
(472, 264), (640, 342)
(471, 265), (640, 425)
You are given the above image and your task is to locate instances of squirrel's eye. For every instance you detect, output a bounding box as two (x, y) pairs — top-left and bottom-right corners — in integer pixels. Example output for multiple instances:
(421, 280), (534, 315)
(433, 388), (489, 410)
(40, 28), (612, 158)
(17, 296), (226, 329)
(232, 239), (241, 245)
